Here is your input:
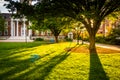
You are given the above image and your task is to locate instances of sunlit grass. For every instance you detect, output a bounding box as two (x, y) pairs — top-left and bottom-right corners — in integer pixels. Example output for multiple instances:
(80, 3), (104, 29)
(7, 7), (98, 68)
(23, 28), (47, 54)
(0, 42), (120, 80)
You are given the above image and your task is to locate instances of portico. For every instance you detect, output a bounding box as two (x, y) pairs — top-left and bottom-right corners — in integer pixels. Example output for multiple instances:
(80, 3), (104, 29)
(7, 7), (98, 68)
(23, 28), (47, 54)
(10, 18), (32, 37)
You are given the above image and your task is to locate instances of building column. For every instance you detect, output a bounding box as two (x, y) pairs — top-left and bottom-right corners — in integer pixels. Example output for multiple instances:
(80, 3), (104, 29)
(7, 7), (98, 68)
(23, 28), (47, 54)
(11, 18), (13, 36)
(16, 19), (19, 36)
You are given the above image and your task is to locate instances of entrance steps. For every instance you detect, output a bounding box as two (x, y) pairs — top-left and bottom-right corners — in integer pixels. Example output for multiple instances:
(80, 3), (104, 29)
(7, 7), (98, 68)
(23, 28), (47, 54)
(0, 36), (34, 42)
(8, 36), (30, 40)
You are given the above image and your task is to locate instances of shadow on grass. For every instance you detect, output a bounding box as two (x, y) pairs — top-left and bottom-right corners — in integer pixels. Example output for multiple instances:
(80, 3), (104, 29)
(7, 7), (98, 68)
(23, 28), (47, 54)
(15, 52), (70, 80)
(0, 49), (70, 80)
(89, 53), (109, 80)
(64, 44), (80, 52)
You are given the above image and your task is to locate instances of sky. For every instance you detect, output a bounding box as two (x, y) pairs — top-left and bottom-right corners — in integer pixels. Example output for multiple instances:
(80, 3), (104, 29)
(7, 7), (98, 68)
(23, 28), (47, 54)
(0, 1), (9, 13)
(0, 0), (38, 13)
(0, 0), (19, 13)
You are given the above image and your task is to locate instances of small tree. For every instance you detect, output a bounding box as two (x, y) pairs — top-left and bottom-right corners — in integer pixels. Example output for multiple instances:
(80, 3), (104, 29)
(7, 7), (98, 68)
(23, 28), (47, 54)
(72, 22), (84, 45)
(30, 17), (70, 43)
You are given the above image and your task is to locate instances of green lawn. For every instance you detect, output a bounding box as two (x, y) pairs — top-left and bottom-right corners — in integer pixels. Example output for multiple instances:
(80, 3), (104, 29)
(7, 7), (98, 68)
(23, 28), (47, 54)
(0, 42), (120, 80)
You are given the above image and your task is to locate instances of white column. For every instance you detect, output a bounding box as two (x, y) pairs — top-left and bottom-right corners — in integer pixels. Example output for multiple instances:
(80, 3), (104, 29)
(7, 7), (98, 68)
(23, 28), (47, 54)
(16, 19), (19, 36)
(11, 18), (13, 36)
(29, 30), (32, 36)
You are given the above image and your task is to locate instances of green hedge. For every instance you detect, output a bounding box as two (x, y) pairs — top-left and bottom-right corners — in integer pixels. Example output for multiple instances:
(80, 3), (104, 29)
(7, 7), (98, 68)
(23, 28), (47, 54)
(35, 38), (44, 41)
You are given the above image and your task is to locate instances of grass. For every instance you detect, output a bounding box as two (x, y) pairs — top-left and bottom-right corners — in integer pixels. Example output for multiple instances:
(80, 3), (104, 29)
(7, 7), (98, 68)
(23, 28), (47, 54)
(0, 42), (120, 80)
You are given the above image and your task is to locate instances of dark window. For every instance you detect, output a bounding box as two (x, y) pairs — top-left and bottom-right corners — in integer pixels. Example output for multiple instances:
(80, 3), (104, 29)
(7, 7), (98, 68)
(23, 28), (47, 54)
(4, 30), (8, 36)
(0, 31), (2, 36)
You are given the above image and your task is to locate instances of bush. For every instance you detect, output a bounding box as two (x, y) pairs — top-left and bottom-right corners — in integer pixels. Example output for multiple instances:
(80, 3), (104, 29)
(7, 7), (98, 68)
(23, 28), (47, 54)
(66, 38), (73, 41)
(83, 37), (89, 41)
(105, 28), (120, 45)
(64, 36), (73, 42)
(95, 36), (106, 43)
(35, 38), (44, 41)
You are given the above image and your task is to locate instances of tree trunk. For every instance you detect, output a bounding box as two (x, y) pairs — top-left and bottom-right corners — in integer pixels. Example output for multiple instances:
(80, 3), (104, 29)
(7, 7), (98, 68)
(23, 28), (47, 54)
(89, 33), (97, 54)
(55, 36), (59, 43)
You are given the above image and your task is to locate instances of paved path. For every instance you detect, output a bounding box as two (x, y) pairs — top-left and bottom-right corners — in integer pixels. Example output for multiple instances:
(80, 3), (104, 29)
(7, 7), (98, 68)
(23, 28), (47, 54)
(0, 40), (34, 42)
(73, 40), (120, 51)
(95, 43), (120, 51)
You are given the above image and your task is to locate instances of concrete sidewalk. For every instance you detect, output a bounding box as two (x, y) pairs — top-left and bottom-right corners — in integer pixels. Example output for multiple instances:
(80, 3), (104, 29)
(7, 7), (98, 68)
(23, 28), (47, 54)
(0, 39), (34, 42)
(73, 40), (120, 51)
(95, 43), (120, 51)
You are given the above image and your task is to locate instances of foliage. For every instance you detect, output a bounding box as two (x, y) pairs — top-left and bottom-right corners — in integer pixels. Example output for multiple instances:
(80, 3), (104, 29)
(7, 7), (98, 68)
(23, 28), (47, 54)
(106, 11), (120, 22)
(95, 36), (106, 43)
(39, 0), (120, 53)
(64, 36), (73, 42)
(0, 42), (120, 80)
(43, 17), (71, 43)
(106, 28), (120, 45)
(0, 15), (5, 31)
(35, 38), (44, 41)
(95, 28), (120, 45)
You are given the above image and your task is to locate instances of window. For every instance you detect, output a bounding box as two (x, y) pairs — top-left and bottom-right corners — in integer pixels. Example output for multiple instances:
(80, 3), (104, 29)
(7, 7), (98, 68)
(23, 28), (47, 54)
(4, 30), (8, 36)
(5, 22), (8, 27)
(0, 31), (2, 36)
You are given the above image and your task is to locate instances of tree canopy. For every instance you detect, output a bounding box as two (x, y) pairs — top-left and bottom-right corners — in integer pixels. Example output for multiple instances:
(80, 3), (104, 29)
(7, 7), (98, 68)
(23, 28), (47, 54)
(5, 0), (120, 53)
(41, 0), (120, 53)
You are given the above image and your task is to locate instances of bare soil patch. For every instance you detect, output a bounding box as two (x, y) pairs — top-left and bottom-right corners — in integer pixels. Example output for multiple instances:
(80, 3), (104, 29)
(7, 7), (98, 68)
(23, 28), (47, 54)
(65, 45), (120, 54)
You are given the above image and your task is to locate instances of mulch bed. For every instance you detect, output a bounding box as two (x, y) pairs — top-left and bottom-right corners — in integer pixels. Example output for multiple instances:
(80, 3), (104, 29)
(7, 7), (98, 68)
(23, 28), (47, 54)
(65, 46), (120, 54)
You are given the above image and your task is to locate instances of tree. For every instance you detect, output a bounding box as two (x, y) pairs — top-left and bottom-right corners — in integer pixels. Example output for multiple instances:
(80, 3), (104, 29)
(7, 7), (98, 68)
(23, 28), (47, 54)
(5, 0), (120, 53)
(30, 16), (70, 43)
(71, 22), (84, 44)
(41, 0), (120, 53)
(44, 17), (70, 43)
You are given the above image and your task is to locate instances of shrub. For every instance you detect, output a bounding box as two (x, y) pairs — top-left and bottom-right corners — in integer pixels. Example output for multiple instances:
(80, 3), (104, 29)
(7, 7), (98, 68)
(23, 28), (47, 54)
(35, 38), (44, 41)
(66, 38), (73, 41)
(95, 36), (106, 43)
(105, 28), (120, 45)
(64, 36), (73, 42)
